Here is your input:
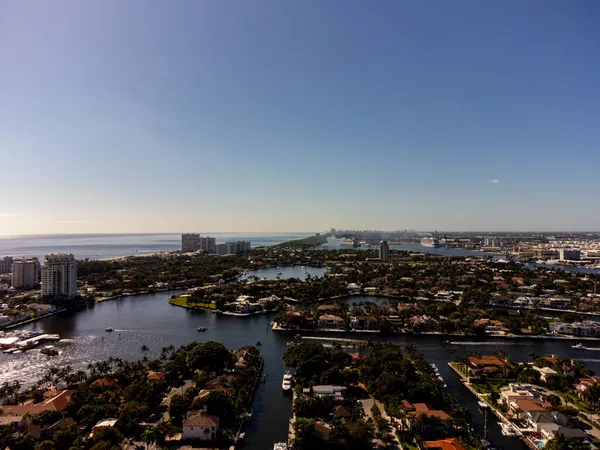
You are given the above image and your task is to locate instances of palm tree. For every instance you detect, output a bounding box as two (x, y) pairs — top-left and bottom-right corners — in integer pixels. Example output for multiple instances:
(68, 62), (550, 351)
(140, 344), (150, 361)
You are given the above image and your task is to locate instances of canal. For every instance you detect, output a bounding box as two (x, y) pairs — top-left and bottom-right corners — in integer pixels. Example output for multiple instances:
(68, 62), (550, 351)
(3, 270), (600, 449)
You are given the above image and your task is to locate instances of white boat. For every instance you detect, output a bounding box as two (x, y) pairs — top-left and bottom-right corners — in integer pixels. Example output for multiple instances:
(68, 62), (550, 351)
(421, 237), (442, 248)
(301, 266), (306, 269)
(478, 400), (489, 409)
(499, 422), (516, 436)
(572, 343), (585, 350)
(273, 443), (288, 450)
(282, 371), (293, 392)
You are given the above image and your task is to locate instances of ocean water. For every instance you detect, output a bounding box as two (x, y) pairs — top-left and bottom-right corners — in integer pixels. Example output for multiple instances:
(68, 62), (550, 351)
(0, 232), (312, 261)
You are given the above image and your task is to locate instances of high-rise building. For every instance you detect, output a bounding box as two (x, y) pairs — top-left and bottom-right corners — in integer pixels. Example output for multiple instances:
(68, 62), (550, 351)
(11, 258), (40, 289)
(484, 236), (499, 247)
(379, 240), (390, 262)
(182, 233), (201, 252)
(559, 249), (581, 261)
(181, 234), (217, 253)
(225, 241), (251, 255)
(200, 236), (216, 254)
(42, 254), (78, 298)
(0, 256), (13, 274)
(216, 243), (229, 255)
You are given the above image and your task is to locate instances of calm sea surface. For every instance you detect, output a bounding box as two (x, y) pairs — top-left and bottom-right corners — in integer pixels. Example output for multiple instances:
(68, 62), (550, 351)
(0, 232), (313, 261)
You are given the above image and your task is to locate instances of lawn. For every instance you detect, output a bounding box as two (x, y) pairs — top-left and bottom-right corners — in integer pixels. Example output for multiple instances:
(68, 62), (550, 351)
(169, 296), (216, 310)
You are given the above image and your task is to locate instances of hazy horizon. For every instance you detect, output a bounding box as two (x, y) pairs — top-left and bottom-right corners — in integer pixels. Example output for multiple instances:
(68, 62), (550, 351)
(2, 1), (599, 234)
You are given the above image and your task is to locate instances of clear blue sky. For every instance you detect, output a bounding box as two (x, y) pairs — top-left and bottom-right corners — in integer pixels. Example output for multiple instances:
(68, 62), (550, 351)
(1, 0), (599, 233)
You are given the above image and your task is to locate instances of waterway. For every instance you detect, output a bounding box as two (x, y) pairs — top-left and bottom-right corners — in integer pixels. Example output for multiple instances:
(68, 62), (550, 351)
(4, 285), (600, 448)
(239, 265), (327, 281)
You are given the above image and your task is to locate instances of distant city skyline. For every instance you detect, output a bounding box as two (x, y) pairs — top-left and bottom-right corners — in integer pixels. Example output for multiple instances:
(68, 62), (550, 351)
(1, 1), (599, 234)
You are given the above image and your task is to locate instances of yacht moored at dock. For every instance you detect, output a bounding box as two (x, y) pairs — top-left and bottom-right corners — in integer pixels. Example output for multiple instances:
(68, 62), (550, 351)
(282, 370), (293, 392)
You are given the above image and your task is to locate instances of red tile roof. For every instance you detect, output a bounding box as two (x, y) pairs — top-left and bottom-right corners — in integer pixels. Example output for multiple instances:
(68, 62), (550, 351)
(424, 438), (467, 450)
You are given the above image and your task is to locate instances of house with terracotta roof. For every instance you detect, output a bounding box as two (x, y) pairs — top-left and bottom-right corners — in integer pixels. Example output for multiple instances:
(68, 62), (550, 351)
(499, 383), (545, 407)
(90, 377), (118, 388)
(509, 399), (551, 418)
(182, 410), (220, 441)
(424, 438), (467, 450)
(0, 390), (72, 417)
(468, 355), (514, 378)
(318, 314), (345, 329)
(147, 371), (165, 381)
(402, 402), (453, 430)
(575, 377), (600, 399)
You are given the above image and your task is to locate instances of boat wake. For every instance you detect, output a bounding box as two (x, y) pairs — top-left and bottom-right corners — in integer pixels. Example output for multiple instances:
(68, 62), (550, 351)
(447, 341), (517, 346)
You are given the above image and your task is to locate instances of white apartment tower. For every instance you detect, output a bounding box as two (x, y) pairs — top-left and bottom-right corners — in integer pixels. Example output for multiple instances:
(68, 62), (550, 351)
(11, 258), (40, 289)
(379, 240), (390, 263)
(42, 253), (78, 298)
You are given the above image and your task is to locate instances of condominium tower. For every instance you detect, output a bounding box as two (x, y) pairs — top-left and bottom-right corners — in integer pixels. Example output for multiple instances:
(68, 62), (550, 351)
(42, 253), (78, 298)
(379, 240), (390, 263)
(11, 258), (40, 289)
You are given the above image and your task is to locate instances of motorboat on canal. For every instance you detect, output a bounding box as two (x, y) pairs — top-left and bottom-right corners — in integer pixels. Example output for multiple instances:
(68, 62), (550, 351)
(572, 343), (585, 350)
(197, 327), (207, 332)
(478, 400), (489, 409)
(282, 370), (293, 392)
(499, 422), (517, 436)
(273, 444), (288, 450)
(105, 327), (114, 332)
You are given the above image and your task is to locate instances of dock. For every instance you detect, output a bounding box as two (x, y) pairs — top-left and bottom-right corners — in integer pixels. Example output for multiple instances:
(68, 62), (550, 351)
(3, 334), (60, 353)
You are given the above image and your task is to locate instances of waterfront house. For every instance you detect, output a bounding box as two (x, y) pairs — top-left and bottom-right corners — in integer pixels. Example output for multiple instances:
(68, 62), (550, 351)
(539, 298), (572, 309)
(468, 355), (514, 378)
(424, 438), (467, 450)
(312, 385), (345, 398)
(514, 296), (534, 307)
(572, 321), (600, 337)
(509, 399), (551, 418)
(549, 322), (574, 335)
(403, 402), (453, 431)
(0, 389), (72, 418)
(317, 304), (341, 313)
(499, 383), (544, 407)
(182, 410), (219, 441)
(318, 314), (345, 330)
(350, 315), (379, 330)
(346, 283), (362, 294)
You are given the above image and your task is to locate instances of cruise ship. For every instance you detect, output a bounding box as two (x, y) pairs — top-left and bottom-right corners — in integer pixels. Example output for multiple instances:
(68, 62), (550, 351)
(421, 237), (441, 248)
(339, 238), (360, 247)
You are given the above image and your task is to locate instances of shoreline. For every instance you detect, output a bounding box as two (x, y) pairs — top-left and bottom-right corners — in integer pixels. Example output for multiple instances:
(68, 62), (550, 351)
(1, 308), (67, 331)
(272, 323), (600, 341)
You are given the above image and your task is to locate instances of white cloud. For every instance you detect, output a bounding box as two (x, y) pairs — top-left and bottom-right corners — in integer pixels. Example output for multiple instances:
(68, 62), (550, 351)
(0, 213), (18, 217)
(54, 220), (92, 224)
(488, 178), (500, 184)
